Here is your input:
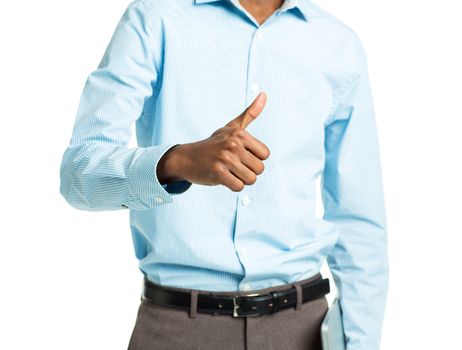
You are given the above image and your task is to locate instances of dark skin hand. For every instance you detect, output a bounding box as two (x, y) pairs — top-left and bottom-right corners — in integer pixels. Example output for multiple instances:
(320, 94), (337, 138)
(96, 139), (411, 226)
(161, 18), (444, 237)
(157, 92), (271, 192)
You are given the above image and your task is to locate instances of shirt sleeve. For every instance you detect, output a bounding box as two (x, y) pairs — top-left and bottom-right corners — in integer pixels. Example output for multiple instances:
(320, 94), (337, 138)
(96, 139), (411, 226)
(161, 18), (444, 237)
(59, 0), (192, 211)
(321, 33), (389, 350)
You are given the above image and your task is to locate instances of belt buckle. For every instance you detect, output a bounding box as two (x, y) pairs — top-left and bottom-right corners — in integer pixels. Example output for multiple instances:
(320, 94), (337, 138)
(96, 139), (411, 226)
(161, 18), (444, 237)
(232, 293), (260, 317)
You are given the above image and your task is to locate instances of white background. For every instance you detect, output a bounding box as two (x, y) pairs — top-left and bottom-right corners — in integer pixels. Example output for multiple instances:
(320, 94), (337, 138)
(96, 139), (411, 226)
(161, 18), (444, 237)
(1, 0), (461, 349)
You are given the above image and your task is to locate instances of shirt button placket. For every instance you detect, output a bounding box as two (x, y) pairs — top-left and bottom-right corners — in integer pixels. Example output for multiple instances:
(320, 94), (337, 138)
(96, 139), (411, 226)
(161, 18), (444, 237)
(236, 22), (264, 292)
(245, 26), (264, 105)
(237, 193), (252, 291)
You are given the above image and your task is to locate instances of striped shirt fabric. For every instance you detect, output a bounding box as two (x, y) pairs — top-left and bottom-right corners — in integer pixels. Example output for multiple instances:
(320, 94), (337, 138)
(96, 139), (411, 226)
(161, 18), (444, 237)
(59, 1), (389, 349)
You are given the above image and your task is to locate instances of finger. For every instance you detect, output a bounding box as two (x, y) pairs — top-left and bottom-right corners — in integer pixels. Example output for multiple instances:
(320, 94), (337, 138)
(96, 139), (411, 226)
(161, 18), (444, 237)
(220, 168), (245, 192)
(242, 133), (271, 160)
(226, 92), (267, 130)
(240, 149), (265, 175)
(228, 157), (258, 186)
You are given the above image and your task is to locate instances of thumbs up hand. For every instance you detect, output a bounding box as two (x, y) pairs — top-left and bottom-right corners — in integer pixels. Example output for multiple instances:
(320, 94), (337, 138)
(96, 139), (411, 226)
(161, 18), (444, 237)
(223, 91), (268, 130)
(156, 92), (271, 192)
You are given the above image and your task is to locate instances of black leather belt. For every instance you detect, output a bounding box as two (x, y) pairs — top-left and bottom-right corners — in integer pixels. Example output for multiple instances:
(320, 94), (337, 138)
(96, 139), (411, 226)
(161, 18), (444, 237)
(141, 275), (330, 317)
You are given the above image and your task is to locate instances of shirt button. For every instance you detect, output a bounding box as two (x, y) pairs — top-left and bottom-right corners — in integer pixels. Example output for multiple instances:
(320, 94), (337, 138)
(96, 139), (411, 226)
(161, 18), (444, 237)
(154, 196), (164, 204)
(242, 283), (252, 291)
(255, 31), (263, 39)
(251, 82), (260, 93)
(241, 195), (250, 206)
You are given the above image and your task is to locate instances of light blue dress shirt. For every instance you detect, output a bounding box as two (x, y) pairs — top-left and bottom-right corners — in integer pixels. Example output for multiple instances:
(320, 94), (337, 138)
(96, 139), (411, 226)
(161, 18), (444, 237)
(59, 0), (389, 349)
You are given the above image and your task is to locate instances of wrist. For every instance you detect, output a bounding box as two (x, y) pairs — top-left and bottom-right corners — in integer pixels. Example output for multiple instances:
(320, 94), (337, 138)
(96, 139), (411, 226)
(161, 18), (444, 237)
(157, 143), (191, 184)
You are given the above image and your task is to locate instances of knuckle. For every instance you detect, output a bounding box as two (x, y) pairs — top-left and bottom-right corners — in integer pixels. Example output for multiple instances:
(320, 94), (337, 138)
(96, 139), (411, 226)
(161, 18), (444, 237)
(231, 128), (247, 139)
(218, 150), (232, 164)
(245, 109), (256, 119)
(211, 162), (225, 176)
(224, 139), (239, 151)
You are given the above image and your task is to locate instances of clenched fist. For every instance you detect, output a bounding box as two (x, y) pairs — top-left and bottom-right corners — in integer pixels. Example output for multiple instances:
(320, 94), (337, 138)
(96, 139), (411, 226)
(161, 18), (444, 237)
(157, 92), (271, 192)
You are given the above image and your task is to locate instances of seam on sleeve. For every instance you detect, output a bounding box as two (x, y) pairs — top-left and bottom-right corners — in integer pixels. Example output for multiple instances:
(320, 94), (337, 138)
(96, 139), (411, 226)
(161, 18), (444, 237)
(325, 73), (361, 127)
(325, 30), (367, 127)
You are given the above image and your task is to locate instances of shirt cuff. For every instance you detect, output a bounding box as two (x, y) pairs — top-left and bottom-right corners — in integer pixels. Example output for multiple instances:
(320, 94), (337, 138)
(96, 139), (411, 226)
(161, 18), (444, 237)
(162, 180), (192, 194)
(126, 143), (192, 209)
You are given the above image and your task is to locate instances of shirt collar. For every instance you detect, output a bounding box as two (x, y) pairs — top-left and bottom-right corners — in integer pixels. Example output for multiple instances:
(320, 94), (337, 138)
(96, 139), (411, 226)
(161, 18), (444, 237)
(194, 0), (310, 22)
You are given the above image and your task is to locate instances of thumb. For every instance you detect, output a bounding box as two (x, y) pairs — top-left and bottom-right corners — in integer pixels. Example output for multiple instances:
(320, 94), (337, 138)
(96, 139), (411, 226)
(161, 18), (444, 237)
(226, 92), (267, 129)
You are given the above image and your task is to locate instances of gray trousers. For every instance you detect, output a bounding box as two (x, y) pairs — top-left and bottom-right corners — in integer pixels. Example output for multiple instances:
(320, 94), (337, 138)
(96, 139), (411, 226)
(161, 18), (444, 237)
(128, 272), (328, 350)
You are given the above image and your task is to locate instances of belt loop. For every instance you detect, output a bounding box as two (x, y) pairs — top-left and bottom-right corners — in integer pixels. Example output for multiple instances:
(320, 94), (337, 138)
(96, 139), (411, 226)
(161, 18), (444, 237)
(292, 283), (302, 311)
(189, 290), (199, 319)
